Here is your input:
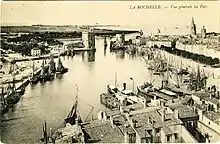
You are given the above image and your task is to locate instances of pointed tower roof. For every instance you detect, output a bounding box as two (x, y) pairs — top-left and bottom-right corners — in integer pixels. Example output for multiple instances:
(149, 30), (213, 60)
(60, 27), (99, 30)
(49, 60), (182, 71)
(191, 17), (195, 25)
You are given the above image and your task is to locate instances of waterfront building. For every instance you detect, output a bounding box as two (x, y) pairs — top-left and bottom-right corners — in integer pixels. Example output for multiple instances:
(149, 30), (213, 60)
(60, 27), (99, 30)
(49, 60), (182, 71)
(191, 90), (220, 142)
(192, 91), (220, 112)
(146, 40), (172, 48)
(135, 36), (147, 46)
(31, 47), (41, 56)
(190, 17), (197, 37)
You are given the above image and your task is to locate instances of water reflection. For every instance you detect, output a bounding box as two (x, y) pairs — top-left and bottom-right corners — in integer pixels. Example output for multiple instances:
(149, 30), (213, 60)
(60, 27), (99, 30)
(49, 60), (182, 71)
(113, 50), (125, 60)
(87, 51), (96, 62)
(104, 48), (107, 57)
(129, 53), (136, 60)
(82, 52), (85, 62)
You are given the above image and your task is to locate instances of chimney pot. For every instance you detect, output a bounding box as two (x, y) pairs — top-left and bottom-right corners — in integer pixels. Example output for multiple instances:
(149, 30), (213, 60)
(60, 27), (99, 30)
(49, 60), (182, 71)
(161, 109), (165, 122)
(174, 109), (179, 119)
(123, 83), (126, 90)
(132, 119), (137, 128)
(143, 99), (147, 108)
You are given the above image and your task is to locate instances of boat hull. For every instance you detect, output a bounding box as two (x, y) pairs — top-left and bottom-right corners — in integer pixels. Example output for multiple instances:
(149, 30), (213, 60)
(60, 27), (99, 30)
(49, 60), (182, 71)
(100, 93), (120, 110)
(6, 93), (21, 105)
(56, 68), (68, 75)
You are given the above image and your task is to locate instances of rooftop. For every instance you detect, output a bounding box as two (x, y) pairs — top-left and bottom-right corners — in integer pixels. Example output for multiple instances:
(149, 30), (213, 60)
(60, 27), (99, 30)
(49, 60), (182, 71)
(203, 111), (220, 124)
(167, 96), (193, 105)
(160, 89), (177, 96)
(149, 91), (173, 101)
(129, 108), (182, 138)
(169, 104), (199, 119)
(193, 91), (210, 99)
(193, 91), (219, 105)
(83, 119), (124, 143)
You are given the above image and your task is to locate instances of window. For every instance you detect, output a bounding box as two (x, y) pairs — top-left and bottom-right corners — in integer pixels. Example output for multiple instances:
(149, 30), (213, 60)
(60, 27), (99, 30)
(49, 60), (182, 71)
(174, 133), (178, 139)
(208, 122), (210, 125)
(147, 130), (152, 135)
(155, 128), (160, 133)
(167, 135), (171, 142)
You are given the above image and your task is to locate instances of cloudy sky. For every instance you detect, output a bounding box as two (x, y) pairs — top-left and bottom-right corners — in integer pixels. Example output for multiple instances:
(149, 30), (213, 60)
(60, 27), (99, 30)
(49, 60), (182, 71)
(1, 1), (220, 33)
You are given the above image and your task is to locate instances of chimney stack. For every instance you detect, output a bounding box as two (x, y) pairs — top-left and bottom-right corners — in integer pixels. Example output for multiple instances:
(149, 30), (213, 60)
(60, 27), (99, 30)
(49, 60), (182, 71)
(132, 119), (137, 128)
(124, 124), (129, 143)
(147, 117), (151, 124)
(161, 109), (165, 122)
(209, 93), (212, 99)
(123, 83), (126, 90)
(110, 116), (114, 125)
(174, 109), (179, 119)
(143, 98), (147, 108)
(123, 97), (128, 107)
(120, 105), (124, 113)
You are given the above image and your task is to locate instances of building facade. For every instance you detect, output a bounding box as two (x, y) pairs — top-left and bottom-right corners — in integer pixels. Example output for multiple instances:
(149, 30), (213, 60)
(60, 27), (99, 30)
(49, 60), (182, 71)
(31, 48), (41, 56)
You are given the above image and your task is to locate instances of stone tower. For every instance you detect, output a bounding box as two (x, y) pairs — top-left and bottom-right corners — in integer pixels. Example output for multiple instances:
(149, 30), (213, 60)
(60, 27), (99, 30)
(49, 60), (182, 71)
(190, 17), (197, 36)
(82, 30), (95, 49)
(201, 26), (207, 38)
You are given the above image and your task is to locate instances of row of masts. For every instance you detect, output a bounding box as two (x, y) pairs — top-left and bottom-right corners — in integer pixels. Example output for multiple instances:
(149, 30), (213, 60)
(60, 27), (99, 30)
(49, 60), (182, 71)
(30, 57), (68, 84)
(144, 49), (208, 91)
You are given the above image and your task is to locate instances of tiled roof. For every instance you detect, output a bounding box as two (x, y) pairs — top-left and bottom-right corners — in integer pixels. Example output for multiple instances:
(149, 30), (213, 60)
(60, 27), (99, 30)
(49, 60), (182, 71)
(193, 91), (209, 99)
(83, 119), (124, 143)
(125, 102), (144, 111)
(203, 96), (219, 105)
(105, 109), (121, 117)
(130, 109), (182, 138)
(203, 111), (220, 124)
(194, 103), (207, 112)
(193, 91), (219, 105)
(169, 104), (198, 119)
(162, 126), (173, 135)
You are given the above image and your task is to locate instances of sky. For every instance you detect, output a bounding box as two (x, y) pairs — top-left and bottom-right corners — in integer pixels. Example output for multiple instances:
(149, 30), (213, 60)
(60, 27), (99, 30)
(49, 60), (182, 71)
(1, 1), (220, 33)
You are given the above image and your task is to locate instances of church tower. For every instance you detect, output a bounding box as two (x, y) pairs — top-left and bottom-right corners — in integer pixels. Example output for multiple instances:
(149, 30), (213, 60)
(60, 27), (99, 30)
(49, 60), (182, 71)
(190, 17), (197, 36)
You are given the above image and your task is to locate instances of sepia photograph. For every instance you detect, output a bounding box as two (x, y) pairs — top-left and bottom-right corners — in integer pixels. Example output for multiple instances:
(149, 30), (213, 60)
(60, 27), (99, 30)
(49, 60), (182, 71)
(0, 0), (220, 143)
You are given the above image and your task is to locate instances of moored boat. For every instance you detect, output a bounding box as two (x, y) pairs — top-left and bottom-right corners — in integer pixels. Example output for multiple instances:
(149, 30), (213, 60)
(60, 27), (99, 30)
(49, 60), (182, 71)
(30, 62), (39, 85)
(100, 93), (120, 109)
(40, 85), (83, 143)
(56, 57), (68, 75)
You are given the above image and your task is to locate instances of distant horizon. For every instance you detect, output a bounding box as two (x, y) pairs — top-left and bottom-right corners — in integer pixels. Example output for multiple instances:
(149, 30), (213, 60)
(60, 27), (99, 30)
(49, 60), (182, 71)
(1, 1), (220, 34)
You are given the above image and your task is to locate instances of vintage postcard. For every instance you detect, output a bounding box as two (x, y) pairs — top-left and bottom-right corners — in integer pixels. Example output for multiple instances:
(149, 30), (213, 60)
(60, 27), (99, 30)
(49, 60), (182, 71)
(1, 1), (220, 144)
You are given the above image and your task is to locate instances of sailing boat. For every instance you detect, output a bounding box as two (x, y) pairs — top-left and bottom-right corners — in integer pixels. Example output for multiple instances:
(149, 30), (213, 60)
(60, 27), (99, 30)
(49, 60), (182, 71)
(30, 62), (39, 85)
(64, 85), (82, 125)
(1, 87), (8, 113)
(39, 60), (47, 83)
(137, 71), (154, 102)
(6, 75), (21, 105)
(107, 72), (120, 96)
(49, 57), (56, 74)
(56, 57), (68, 75)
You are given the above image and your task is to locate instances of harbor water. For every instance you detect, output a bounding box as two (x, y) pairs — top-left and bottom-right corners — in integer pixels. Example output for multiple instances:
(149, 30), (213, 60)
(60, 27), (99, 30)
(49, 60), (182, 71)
(1, 36), (150, 143)
(1, 35), (220, 143)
